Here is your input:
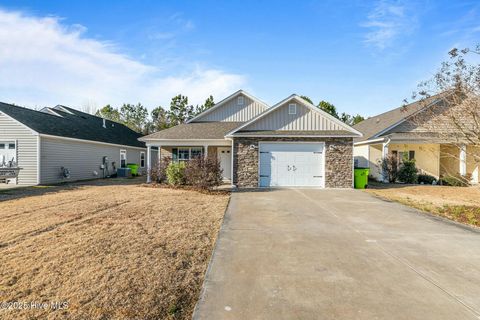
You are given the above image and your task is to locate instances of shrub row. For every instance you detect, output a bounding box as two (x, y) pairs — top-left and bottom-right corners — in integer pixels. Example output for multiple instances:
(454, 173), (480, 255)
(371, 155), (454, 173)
(379, 156), (471, 186)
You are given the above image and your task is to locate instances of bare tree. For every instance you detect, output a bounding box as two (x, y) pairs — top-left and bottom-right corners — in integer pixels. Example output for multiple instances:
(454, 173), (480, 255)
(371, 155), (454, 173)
(404, 45), (480, 184)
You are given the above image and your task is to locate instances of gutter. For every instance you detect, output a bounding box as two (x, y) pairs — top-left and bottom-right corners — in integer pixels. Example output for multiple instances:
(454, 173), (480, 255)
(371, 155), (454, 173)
(353, 137), (385, 146)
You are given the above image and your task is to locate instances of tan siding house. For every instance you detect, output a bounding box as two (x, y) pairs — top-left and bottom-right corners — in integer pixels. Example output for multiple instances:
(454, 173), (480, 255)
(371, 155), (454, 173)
(353, 94), (480, 184)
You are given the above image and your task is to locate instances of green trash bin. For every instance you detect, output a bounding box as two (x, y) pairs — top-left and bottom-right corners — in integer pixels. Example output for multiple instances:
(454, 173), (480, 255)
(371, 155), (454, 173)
(126, 163), (139, 176)
(354, 168), (369, 189)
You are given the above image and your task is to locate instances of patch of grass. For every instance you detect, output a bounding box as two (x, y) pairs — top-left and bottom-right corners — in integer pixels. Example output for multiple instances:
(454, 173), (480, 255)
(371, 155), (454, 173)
(373, 194), (480, 228)
(437, 205), (480, 226)
(0, 181), (230, 319)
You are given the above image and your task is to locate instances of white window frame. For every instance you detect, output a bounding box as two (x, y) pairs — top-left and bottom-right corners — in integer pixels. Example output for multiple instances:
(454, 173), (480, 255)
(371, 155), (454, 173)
(0, 140), (16, 167)
(177, 147), (190, 161)
(288, 103), (297, 115)
(120, 149), (127, 168)
(140, 151), (145, 168)
(174, 147), (204, 162)
(237, 96), (244, 106)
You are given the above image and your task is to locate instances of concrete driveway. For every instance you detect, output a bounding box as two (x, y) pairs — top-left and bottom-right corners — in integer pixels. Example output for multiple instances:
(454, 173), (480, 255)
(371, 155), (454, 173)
(193, 189), (480, 320)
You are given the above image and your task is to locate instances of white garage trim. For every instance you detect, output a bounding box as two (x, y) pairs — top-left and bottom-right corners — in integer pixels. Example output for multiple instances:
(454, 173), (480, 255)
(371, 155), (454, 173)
(258, 141), (326, 188)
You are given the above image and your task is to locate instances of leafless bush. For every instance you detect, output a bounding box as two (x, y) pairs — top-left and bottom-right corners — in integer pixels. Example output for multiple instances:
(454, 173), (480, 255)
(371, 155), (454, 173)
(184, 156), (223, 190)
(150, 156), (172, 183)
(378, 154), (399, 183)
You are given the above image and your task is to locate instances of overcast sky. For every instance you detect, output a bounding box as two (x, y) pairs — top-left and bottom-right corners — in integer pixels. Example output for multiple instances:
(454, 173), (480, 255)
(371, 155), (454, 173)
(0, 0), (479, 116)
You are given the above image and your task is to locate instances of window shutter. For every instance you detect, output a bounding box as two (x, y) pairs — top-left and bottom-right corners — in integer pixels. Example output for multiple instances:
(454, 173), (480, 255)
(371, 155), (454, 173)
(172, 148), (178, 161)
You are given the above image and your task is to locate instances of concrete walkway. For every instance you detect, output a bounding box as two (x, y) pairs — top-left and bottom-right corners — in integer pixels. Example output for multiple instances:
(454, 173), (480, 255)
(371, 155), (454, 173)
(193, 189), (480, 320)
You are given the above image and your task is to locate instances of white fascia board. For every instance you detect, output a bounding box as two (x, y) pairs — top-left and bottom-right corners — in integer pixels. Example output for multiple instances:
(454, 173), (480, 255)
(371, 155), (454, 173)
(0, 111), (39, 136)
(186, 90), (270, 123)
(353, 137), (385, 146)
(53, 105), (75, 114)
(39, 134), (147, 150)
(143, 139), (229, 147)
(39, 107), (64, 117)
(227, 134), (359, 138)
(226, 95), (363, 137)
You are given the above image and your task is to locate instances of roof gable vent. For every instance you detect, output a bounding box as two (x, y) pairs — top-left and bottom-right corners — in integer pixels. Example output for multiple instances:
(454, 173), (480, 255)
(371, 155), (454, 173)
(288, 103), (297, 115)
(237, 96), (244, 106)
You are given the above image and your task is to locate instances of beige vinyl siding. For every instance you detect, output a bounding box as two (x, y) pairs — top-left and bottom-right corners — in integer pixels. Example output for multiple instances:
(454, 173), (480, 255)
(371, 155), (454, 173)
(369, 144), (383, 181)
(195, 93), (267, 122)
(440, 145), (480, 183)
(390, 143), (440, 177)
(40, 136), (147, 184)
(0, 112), (38, 185)
(353, 145), (369, 168)
(241, 102), (346, 131)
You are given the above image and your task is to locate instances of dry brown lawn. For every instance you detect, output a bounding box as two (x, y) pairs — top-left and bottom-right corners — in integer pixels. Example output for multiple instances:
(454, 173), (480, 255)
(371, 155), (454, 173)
(0, 178), (229, 319)
(365, 184), (480, 227)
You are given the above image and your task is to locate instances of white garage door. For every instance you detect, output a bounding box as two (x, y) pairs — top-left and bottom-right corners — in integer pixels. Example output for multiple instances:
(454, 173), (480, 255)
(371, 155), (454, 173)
(259, 143), (325, 187)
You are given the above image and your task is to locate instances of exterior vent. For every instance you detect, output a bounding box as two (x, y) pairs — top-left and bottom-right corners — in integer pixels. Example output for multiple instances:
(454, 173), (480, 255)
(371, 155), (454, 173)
(237, 96), (244, 106)
(288, 103), (297, 115)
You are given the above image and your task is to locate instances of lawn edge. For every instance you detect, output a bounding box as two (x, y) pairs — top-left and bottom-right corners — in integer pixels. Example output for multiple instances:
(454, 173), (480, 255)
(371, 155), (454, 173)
(191, 193), (232, 319)
(365, 191), (480, 234)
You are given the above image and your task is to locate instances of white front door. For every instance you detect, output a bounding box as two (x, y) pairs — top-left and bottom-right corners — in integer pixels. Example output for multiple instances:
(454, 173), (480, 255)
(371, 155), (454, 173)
(217, 147), (232, 181)
(259, 143), (324, 187)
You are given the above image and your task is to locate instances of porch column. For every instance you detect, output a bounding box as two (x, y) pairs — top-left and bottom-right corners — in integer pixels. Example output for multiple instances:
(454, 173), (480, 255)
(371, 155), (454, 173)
(146, 145), (152, 183)
(459, 144), (467, 176)
(204, 144), (209, 158)
(381, 139), (390, 182)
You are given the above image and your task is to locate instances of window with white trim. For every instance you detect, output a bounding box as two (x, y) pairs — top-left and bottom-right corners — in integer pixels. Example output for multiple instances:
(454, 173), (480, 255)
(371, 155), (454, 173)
(140, 151), (145, 168)
(288, 103), (297, 114)
(0, 141), (16, 167)
(237, 96), (244, 106)
(172, 147), (204, 162)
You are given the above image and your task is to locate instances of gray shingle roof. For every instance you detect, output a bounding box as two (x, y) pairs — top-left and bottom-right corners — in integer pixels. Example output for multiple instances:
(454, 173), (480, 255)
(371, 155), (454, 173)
(140, 122), (244, 140)
(0, 102), (146, 148)
(232, 130), (356, 137)
(353, 94), (445, 143)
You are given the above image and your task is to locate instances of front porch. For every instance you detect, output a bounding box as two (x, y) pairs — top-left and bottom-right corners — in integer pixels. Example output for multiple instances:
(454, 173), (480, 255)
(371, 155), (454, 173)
(366, 142), (480, 184)
(145, 140), (233, 183)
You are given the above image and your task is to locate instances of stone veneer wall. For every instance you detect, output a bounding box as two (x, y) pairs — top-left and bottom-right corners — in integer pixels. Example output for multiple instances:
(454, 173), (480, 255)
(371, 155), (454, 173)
(233, 137), (353, 188)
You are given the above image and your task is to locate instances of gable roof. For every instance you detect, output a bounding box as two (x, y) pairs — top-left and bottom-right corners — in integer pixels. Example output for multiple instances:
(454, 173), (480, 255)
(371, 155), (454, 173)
(0, 102), (146, 148)
(226, 94), (362, 137)
(139, 122), (243, 140)
(186, 90), (270, 123)
(353, 93), (447, 143)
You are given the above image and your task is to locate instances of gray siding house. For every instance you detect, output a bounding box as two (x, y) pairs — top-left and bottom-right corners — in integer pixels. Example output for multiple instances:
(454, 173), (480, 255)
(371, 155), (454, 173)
(0, 103), (156, 185)
(140, 90), (362, 188)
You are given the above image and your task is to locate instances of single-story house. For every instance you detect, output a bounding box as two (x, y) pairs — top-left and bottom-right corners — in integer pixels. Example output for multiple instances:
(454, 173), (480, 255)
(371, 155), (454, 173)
(140, 90), (362, 188)
(353, 94), (480, 184)
(0, 103), (157, 185)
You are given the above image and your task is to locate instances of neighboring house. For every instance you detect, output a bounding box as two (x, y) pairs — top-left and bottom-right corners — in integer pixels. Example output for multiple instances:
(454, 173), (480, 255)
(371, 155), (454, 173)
(140, 90), (362, 188)
(353, 94), (480, 184)
(0, 103), (157, 185)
